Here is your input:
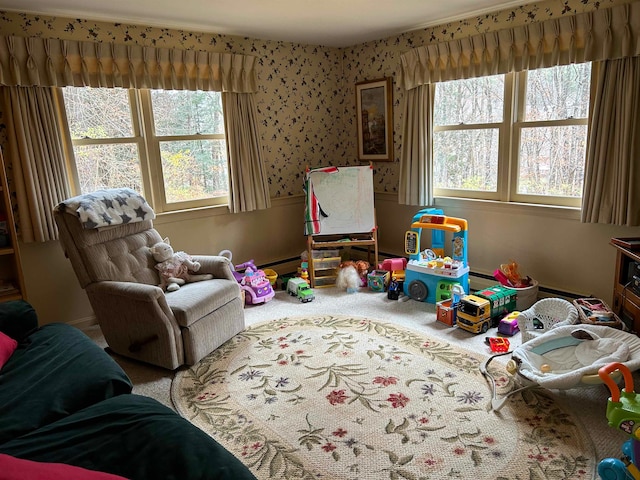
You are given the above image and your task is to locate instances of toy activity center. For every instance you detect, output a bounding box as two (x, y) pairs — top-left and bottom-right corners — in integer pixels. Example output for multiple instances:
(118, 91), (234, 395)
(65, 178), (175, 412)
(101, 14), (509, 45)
(403, 208), (470, 304)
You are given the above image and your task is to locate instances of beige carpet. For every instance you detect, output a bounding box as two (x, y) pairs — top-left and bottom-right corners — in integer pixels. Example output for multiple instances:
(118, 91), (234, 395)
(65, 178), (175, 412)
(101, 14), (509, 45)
(172, 314), (597, 479)
(86, 287), (631, 477)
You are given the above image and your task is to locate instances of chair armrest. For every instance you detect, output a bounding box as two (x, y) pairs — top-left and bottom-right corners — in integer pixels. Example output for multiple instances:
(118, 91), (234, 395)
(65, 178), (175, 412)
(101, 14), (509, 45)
(86, 281), (183, 369)
(88, 280), (166, 302)
(191, 255), (236, 282)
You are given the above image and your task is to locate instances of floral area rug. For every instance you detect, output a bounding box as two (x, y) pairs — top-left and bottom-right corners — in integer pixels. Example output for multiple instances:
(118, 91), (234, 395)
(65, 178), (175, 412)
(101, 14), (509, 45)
(171, 315), (596, 480)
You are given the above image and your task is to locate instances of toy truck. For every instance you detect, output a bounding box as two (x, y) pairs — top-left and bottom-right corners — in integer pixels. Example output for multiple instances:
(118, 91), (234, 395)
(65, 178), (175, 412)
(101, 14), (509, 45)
(456, 285), (517, 334)
(286, 277), (315, 303)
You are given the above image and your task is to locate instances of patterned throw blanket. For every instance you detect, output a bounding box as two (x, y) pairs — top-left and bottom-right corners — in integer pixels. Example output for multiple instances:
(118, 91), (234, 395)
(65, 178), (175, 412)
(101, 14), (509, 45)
(58, 188), (155, 229)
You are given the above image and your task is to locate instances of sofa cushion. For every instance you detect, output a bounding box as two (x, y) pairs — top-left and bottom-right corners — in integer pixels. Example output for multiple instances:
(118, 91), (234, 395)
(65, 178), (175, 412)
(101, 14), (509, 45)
(0, 454), (129, 480)
(0, 300), (38, 342)
(0, 331), (17, 368)
(0, 323), (132, 446)
(0, 394), (257, 480)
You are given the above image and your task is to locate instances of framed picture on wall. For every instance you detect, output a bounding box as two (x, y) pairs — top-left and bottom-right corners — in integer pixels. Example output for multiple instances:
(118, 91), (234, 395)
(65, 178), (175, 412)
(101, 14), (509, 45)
(355, 77), (393, 162)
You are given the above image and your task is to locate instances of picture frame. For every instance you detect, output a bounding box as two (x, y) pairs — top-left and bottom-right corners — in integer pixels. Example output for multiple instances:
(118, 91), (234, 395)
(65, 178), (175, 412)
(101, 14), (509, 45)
(355, 77), (393, 162)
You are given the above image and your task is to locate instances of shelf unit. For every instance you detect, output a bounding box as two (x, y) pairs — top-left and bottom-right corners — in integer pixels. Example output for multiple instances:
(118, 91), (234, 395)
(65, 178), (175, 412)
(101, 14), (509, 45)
(306, 232), (378, 288)
(610, 238), (640, 332)
(0, 150), (26, 303)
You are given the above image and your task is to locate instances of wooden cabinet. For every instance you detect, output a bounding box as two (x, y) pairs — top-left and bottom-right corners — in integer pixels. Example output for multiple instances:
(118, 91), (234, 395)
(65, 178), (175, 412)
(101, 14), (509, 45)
(0, 150), (26, 302)
(610, 238), (640, 332)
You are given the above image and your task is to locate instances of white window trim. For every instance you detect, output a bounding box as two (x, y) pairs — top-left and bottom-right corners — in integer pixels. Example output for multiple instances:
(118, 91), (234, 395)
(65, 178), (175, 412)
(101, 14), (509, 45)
(433, 66), (592, 209)
(137, 90), (227, 213)
(57, 87), (229, 214)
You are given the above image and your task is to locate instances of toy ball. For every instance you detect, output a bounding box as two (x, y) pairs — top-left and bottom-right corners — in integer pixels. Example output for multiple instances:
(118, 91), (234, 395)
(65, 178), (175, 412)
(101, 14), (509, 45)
(540, 364), (552, 373)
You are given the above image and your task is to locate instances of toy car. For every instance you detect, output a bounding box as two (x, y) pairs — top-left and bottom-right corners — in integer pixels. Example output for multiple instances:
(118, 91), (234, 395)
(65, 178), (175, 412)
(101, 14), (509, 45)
(287, 277), (315, 303)
(498, 311), (520, 336)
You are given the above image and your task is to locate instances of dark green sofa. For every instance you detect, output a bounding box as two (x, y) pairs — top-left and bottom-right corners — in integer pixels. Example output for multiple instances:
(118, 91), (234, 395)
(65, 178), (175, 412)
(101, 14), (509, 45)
(0, 300), (256, 480)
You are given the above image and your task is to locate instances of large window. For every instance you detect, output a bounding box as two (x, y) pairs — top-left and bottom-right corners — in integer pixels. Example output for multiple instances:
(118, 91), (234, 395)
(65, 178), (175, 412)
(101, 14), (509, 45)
(61, 87), (227, 212)
(433, 63), (592, 207)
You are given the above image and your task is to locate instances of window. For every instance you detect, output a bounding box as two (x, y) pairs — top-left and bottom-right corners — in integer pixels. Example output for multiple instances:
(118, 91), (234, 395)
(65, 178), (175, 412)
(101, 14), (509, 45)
(60, 87), (227, 212)
(433, 63), (592, 207)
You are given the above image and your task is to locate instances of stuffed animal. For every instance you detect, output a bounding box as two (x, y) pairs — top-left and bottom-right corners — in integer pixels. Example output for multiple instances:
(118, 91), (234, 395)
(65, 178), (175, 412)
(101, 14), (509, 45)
(336, 260), (370, 292)
(150, 237), (213, 291)
(336, 265), (361, 293)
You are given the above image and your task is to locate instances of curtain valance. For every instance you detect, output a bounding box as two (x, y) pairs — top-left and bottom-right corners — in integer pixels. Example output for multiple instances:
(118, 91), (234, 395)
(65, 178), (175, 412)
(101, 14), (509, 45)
(400, 2), (640, 89)
(0, 36), (258, 92)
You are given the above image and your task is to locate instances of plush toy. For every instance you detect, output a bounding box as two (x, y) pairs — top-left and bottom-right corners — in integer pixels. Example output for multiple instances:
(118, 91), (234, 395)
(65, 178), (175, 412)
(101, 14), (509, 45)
(150, 237), (213, 292)
(336, 265), (361, 293)
(336, 260), (370, 293)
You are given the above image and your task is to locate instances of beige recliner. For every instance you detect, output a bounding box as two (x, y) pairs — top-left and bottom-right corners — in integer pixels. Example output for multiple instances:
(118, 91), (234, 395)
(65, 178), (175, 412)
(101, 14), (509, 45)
(54, 188), (245, 370)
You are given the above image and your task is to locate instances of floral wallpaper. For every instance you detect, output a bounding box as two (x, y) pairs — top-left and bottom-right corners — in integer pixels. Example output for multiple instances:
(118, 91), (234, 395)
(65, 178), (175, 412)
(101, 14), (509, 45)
(0, 0), (631, 198)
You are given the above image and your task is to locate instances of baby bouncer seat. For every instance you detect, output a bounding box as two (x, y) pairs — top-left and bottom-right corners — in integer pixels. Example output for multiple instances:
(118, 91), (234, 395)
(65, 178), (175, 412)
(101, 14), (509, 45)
(482, 324), (640, 412)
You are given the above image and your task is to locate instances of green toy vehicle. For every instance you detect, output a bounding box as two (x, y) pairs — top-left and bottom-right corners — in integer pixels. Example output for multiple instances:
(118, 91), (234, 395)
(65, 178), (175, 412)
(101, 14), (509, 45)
(286, 277), (315, 303)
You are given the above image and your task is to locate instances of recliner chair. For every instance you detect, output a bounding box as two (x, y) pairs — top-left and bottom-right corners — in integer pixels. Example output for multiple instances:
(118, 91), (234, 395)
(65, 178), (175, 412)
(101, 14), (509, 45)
(54, 188), (245, 370)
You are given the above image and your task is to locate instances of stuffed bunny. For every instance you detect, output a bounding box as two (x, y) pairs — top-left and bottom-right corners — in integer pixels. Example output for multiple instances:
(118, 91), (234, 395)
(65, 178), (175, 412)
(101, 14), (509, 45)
(150, 237), (212, 291)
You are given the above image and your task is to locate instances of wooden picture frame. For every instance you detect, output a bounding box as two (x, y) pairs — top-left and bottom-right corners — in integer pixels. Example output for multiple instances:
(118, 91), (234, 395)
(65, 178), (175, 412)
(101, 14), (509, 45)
(356, 77), (393, 162)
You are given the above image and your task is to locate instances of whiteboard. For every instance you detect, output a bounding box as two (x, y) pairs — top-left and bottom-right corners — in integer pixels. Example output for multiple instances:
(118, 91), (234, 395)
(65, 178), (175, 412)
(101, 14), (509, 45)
(306, 166), (375, 235)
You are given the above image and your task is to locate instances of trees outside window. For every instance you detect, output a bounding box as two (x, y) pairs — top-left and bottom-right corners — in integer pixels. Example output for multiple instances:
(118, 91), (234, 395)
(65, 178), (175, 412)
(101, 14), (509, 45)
(61, 87), (227, 212)
(433, 63), (591, 207)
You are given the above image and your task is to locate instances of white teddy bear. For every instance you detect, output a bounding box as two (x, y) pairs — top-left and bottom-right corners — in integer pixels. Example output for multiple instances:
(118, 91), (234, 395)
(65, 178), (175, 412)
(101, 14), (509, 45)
(149, 237), (213, 292)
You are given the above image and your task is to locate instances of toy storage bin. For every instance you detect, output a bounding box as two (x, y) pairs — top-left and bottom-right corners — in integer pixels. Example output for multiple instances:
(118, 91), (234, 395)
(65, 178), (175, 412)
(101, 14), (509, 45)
(313, 257), (341, 270)
(573, 297), (623, 329)
(513, 279), (539, 310)
(314, 275), (338, 287)
(312, 249), (340, 259)
(263, 268), (278, 286)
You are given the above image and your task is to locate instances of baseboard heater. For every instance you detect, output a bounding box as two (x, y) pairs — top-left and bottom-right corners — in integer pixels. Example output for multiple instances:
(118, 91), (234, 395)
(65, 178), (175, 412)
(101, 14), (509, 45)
(468, 271), (583, 300)
(374, 249), (584, 301)
(265, 250), (584, 302)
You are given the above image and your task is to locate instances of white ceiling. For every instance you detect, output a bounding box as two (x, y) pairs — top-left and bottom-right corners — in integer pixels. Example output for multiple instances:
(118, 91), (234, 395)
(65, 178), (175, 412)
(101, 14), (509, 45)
(0, 0), (535, 47)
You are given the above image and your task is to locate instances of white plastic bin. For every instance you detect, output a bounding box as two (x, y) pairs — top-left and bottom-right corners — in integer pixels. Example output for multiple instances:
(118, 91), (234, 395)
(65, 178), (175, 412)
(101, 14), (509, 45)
(513, 279), (539, 311)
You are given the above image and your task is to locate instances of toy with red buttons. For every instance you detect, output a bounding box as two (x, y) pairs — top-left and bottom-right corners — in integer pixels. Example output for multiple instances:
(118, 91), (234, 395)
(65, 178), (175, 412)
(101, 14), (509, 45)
(485, 337), (510, 353)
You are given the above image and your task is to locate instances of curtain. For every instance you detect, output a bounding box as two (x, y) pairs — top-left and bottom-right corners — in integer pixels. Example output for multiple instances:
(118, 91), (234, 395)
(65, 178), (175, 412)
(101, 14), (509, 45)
(397, 1), (640, 211)
(1, 86), (71, 242)
(398, 84), (433, 206)
(399, 2), (640, 89)
(0, 35), (268, 237)
(223, 92), (271, 213)
(581, 56), (640, 226)
(0, 36), (258, 92)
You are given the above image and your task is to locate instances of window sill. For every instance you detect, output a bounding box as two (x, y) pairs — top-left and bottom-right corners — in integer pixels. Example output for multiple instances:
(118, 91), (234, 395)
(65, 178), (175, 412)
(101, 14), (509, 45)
(434, 196), (582, 221)
(154, 204), (230, 225)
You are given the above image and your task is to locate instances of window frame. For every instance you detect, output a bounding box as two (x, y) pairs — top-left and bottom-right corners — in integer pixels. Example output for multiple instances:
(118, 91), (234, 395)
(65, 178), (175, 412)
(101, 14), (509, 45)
(57, 87), (229, 213)
(433, 65), (594, 208)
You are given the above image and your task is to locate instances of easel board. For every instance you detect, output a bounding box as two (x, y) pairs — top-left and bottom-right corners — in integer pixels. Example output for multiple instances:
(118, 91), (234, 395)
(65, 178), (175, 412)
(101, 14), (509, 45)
(305, 165), (375, 235)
